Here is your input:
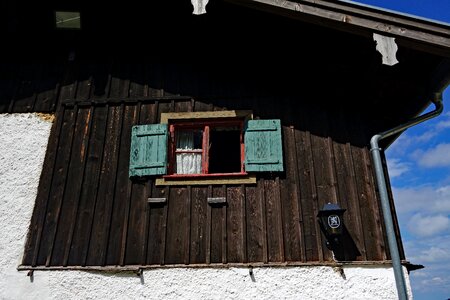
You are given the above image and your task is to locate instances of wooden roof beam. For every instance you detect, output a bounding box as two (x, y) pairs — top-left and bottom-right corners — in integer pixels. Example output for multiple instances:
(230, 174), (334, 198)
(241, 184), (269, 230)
(226, 0), (450, 57)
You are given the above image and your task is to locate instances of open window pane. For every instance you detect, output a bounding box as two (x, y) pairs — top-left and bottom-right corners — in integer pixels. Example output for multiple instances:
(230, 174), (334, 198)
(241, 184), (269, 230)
(209, 127), (241, 174)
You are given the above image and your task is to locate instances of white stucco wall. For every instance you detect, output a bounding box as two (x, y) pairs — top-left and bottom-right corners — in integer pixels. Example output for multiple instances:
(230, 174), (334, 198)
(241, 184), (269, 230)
(0, 113), (413, 300)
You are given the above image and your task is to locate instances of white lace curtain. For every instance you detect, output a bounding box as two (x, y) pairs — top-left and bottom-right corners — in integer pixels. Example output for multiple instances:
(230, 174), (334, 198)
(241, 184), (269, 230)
(176, 131), (202, 174)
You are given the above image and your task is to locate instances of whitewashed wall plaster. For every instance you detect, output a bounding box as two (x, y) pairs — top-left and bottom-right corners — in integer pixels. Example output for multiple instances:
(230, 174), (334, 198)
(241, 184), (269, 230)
(0, 113), (53, 299)
(0, 113), (412, 300)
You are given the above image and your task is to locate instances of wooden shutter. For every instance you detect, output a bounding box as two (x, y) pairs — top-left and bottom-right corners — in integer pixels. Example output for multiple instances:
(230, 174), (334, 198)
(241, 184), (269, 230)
(244, 119), (284, 172)
(129, 124), (168, 177)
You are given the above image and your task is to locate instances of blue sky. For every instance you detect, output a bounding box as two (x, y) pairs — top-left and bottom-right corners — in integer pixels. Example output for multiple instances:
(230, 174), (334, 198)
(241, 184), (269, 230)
(352, 1), (450, 299)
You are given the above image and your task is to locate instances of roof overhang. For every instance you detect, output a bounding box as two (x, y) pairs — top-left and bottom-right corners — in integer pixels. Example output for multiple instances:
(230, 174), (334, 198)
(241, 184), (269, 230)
(226, 0), (450, 57)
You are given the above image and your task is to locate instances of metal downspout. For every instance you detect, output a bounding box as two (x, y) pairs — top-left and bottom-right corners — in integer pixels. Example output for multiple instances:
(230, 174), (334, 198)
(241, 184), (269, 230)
(370, 93), (444, 300)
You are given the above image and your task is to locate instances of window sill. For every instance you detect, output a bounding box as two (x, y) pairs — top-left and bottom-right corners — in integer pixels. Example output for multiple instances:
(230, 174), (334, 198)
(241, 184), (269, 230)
(156, 173), (256, 186)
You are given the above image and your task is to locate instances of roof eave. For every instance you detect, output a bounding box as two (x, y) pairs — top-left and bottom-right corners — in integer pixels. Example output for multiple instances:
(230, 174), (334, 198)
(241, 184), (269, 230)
(226, 0), (450, 57)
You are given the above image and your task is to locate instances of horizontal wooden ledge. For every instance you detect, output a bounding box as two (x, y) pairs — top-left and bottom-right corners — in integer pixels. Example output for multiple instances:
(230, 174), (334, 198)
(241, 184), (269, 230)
(62, 96), (194, 107)
(156, 174), (256, 186)
(18, 260), (420, 272)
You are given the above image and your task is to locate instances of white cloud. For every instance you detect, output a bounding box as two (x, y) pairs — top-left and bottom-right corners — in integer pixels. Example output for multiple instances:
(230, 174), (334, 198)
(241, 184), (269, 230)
(413, 275), (450, 292)
(386, 159), (411, 178)
(407, 214), (450, 237)
(436, 120), (450, 130)
(415, 130), (438, 143)
(387, 112), (449, 157)
(387, 134), (414, 156)
(405, 234), (450, 292)
(436, 112), (450, 130)
(404, 235), (450, 266)
(417, 143), (450, 168)
(392, 185), (450, 214)
(410, 246), (450, 263)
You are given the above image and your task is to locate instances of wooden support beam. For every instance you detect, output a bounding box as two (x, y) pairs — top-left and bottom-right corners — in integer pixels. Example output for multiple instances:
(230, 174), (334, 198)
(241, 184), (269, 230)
(226, 0), (450, 56)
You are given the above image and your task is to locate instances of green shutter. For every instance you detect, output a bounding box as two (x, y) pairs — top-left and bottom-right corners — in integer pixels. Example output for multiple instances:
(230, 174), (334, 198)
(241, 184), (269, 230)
(129, 124), (168, 177)
(244, 119), (284, 172)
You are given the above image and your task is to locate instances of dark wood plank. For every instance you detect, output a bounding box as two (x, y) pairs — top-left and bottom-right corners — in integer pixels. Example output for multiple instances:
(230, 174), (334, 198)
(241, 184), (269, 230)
(0, 63), (18, 113)
(11, 63), (38, 113)
(329, 110), (366, 260)
(264, 178), (285, 262)
(109, 62), (130, 99)
(125, 102), (157, 265)
(309, 109), (338, 261)
(22, 107), (65, 265)
(29, 59), (81, 265)
(185, 186), (192, 264)
(67, 105), (108, 265)
(147, 62), (164, 98)
(57, 60), (79, 104)
(125, 101), (155, 264)
(165, 187), (189, 264)
(363, 146), (387, 260)
(205, 185), (212, 264)
(146, 185), (169, 265)
(74, 63), (94, 102)
(35, 108), (77, 265)
(245, 184), (264, 262)
(179, 64), (199, 97)
(295, 126), (322, 262)
(50, 107), (92, 266)
(190, 187), (208, 264)
(221, 186), (228, 264)
(280, 126), (303, 262)
(139, 102), (158, 124)
(163, 64), (180, 96)
(192, 99), (212, 112)
(210, 186), (226, 263)
(226, 185), (246, 263)
(124, 179), (150, 265)
(157, 100), (173, 123)
(382, 152), (405, 260)
(119, 103), (141, 266)
(175, 99), (193, 113)
(106, 104), (138, 265)
(259, 179), (269, 263)
(33, 62), (62, 112)
(86, 104), (123, 265)
(350, 118), (385, 261)
(129, 63), (146, 98)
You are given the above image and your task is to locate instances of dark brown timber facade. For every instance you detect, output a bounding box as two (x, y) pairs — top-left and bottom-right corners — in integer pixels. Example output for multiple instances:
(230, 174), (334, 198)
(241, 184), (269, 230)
(2, 0), (449, 269)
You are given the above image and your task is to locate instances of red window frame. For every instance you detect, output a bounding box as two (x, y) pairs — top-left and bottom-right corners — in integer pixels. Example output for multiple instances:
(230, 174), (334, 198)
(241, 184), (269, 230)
(165, 119), (246, 179)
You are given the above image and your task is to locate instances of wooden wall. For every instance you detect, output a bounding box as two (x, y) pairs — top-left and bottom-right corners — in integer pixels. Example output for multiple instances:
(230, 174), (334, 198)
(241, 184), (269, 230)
(20, 58), (405, 266)
(1, 1), (418, 267)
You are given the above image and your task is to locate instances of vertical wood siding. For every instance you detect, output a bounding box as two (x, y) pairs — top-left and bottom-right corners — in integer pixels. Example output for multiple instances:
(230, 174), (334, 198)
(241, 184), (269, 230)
(20, 60), (402, 267)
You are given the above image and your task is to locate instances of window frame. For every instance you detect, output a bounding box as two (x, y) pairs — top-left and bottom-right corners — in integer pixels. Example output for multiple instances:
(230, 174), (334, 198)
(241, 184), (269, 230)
(165, 119), (246, 179)
(155, 111), (256, 186)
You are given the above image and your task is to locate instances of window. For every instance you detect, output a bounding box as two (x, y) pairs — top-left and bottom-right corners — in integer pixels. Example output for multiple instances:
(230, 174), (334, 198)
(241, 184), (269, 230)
(55, 11), (81, 29)
(167, 119), (245, 178)
(129, 111), (284, 185)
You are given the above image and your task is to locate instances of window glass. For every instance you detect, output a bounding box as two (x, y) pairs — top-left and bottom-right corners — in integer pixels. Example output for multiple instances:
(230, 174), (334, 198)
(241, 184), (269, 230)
(55, 11), (81, 29)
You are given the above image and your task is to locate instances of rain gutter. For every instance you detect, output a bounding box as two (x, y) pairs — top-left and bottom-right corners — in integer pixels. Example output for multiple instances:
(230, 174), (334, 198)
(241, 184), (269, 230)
(369, 93), (444, 300)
